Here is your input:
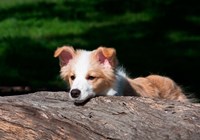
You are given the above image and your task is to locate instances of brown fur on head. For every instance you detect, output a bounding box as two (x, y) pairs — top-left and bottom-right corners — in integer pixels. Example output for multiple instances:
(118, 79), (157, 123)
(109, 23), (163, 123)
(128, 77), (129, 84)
(54, 46), (75, 67)
(94, 46), (118, 69)
(90, 47), (118, 93)
(54, 46), (118, 102)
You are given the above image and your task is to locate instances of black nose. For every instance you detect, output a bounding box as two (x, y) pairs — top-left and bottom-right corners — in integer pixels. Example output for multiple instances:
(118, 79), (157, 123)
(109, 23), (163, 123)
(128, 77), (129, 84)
(70, 89), (81, 98)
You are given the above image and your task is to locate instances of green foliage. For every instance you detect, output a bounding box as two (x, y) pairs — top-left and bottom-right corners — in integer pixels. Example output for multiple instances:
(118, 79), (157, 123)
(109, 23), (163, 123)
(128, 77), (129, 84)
(0, 0), (199, 96)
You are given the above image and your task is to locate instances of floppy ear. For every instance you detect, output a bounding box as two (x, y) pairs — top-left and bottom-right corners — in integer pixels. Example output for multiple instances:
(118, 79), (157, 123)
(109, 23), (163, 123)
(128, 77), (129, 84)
(95, 46), (118, 68)
(54, 46), (75, 67)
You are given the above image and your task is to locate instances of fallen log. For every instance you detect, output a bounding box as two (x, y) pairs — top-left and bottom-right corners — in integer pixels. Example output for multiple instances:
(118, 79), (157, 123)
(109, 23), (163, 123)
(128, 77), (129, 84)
(0, 91), (200, 140)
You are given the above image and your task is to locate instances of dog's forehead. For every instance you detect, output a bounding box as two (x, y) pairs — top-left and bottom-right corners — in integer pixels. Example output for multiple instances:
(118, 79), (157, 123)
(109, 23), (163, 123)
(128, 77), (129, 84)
(73, 50), (92, 77)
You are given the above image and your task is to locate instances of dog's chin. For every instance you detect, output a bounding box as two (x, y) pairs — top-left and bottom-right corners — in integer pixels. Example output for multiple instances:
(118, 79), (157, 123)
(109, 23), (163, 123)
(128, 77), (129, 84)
(73, 94), (95, 105)
(74, 97), (92, 106)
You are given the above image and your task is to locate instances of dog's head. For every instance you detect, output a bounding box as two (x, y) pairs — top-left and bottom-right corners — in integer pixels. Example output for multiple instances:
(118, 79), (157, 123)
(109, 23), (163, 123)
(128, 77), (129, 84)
(54, 46), (118, 103)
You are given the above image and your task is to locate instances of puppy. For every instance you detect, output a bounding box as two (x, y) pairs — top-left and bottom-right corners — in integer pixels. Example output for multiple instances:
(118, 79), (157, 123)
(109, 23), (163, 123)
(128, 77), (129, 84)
(54, 46), (188, 103)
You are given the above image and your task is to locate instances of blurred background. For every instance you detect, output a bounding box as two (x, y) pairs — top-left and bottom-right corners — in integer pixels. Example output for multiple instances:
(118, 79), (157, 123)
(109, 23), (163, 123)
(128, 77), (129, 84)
(0, 0), (199, 100)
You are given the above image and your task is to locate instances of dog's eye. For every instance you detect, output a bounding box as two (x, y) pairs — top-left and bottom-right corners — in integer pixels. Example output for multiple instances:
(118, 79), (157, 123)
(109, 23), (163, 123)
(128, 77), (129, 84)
(70, 75), (75, 80)
(87, 76), (95, 81)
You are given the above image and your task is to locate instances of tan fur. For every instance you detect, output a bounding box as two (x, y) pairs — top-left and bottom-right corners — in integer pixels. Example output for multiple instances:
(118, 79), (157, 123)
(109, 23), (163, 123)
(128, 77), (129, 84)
(146, 75), (188, 101)
(94, 47), (118, 68)
(54, 46), (75, 67)
(55, 46), (188, 102)
(54, 46), (75, 58)
(128, 75), (188, 101)
(90, 51), (116, 94)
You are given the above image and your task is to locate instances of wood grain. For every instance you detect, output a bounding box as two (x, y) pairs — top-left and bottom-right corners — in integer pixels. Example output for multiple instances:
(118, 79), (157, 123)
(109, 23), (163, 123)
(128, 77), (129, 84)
(0, 92), (200, 140)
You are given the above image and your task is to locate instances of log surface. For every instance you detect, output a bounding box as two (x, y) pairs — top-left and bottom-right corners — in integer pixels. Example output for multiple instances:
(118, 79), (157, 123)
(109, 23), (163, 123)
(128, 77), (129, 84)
(0, 91), (200, 140)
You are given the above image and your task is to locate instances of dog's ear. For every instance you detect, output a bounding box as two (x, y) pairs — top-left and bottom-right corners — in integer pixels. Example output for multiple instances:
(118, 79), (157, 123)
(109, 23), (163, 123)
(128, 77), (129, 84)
(54, 46), (75, 67)
(95, 46), (118, 68)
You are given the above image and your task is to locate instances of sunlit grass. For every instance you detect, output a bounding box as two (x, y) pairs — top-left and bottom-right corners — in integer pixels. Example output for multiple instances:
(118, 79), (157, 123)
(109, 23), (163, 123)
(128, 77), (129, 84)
(0, 0), (63, 9)
(110, 12), (154, 24)
(0, 18), (90, 39)
(0, 11), (154, 40)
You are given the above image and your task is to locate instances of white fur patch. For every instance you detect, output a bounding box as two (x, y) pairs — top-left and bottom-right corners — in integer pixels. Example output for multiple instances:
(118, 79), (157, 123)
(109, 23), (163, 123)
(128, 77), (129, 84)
(70, 51), (96, 103)
(105, 68), (127, 96)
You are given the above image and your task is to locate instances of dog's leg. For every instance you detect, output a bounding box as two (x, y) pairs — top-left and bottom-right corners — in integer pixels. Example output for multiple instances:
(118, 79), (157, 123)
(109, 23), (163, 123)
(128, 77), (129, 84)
(128, 75), (188, 102)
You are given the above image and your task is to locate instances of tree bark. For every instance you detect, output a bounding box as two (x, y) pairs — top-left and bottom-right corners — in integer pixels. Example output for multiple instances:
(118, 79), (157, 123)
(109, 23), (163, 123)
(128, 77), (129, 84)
(0, 91), (200, 140)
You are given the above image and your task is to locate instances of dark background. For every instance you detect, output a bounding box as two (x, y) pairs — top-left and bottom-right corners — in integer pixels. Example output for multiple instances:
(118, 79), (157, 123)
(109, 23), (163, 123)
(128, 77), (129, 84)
(0, 0), (199, 100)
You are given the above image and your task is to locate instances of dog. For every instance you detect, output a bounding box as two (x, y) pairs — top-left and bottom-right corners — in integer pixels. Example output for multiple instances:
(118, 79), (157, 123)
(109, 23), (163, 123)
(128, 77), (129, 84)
(54, 46), (188, 103)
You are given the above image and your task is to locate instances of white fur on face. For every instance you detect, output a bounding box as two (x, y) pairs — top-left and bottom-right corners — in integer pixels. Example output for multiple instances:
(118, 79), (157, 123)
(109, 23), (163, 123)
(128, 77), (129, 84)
(70, 51), (95, 103)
